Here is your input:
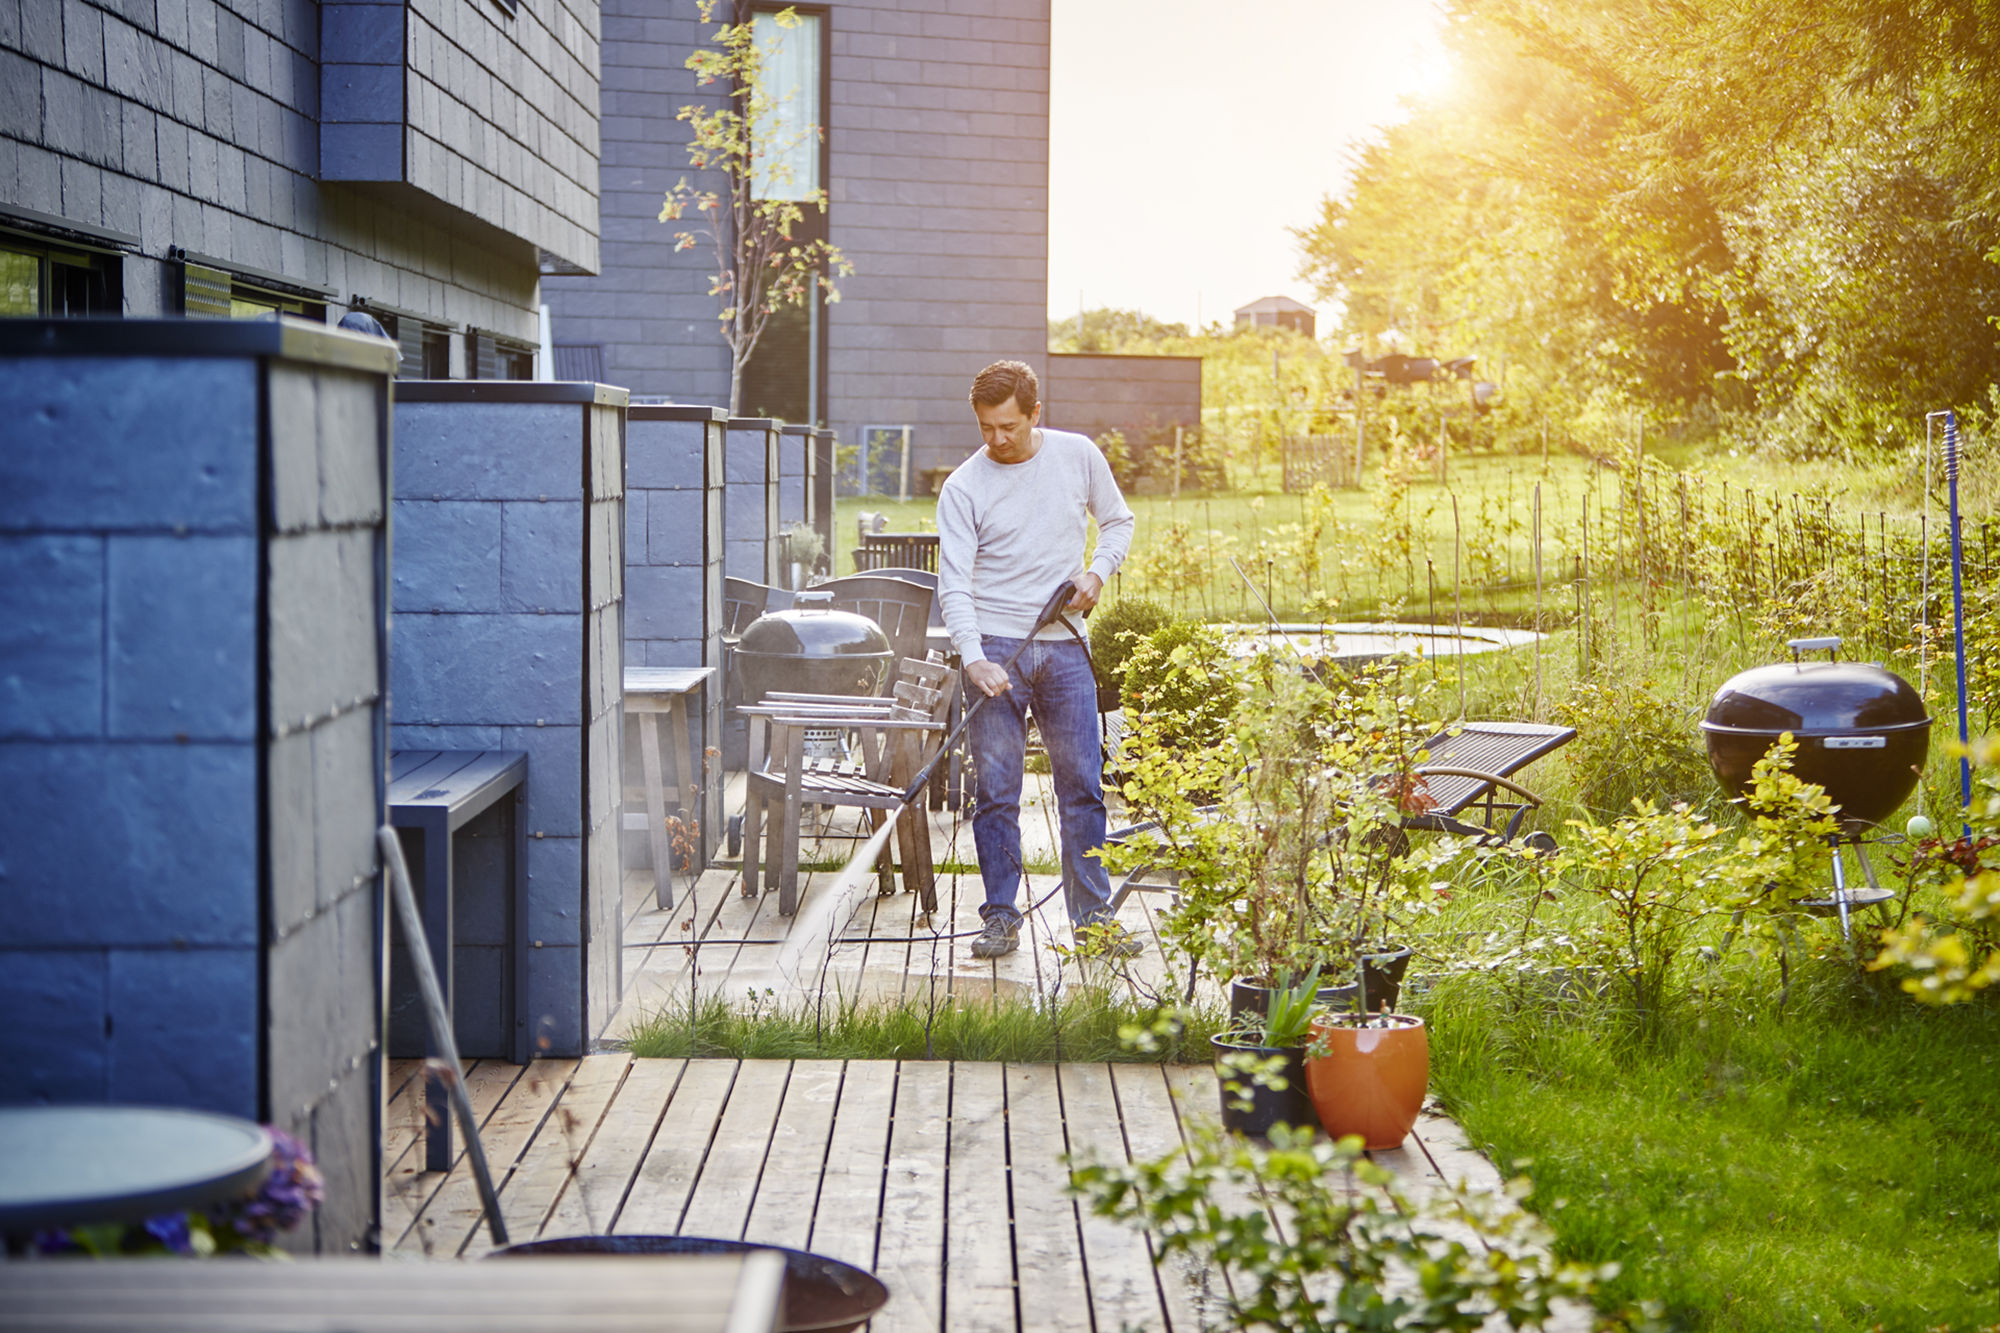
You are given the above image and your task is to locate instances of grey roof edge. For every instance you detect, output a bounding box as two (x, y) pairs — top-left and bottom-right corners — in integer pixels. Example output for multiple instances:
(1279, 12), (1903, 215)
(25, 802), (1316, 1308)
(0, 316), (401, 374)
(630, 404), (728, 423)
(394, 380), (631, 407)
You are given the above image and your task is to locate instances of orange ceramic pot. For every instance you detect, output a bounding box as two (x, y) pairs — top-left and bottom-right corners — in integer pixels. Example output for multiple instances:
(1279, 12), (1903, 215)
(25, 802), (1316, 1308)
(1303, 1013), (1429, 1149)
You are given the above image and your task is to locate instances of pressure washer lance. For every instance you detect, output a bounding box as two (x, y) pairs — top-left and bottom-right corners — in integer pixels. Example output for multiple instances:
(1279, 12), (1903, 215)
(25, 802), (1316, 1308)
(770, 580), (1091, 973)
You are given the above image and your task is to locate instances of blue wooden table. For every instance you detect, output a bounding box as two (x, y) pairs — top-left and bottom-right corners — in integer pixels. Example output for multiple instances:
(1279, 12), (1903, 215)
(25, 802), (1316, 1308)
(389, 749), (529, 1172)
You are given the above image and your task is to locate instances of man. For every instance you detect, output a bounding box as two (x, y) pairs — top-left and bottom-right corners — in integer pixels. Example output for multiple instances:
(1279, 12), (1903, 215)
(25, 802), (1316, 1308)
(937, 360), (1139, 959)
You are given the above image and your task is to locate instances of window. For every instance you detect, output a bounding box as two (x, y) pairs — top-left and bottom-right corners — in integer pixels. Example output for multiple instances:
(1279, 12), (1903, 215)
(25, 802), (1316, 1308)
(467, 329), (536, 380)
(742, 5), (830, 423)
(181, 259), (326, 321)
(0, 239), (123, 316)
(750, 8), (824, 202)
(348, 303), (455, 379)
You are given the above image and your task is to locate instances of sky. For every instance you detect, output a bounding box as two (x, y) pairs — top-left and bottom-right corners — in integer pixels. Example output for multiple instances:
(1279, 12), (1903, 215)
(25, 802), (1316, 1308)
(1047, 0), (1451, 335)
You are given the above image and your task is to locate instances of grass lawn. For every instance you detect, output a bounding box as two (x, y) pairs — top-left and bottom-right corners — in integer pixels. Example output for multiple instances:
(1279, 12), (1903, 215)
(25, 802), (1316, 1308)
(1425, 972), (2000, 1331)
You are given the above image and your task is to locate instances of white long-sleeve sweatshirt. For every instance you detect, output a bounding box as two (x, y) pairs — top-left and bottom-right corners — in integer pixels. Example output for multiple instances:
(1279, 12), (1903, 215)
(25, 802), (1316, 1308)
(936, 427), (1135, 666)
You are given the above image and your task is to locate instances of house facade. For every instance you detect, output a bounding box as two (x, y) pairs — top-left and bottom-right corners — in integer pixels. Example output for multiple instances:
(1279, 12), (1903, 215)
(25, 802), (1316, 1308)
(545, 0), (1050, 479)
(1, 0), (604, 1253)
(0, 0), (600, 372)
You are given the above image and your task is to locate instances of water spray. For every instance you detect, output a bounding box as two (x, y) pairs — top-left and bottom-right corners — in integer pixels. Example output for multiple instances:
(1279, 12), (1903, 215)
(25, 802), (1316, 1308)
(772, 580), (1085, 977)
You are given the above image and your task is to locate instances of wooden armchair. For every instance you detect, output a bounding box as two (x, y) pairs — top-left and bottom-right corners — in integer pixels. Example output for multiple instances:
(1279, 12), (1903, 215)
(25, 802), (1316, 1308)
(738, 656), (958, 917)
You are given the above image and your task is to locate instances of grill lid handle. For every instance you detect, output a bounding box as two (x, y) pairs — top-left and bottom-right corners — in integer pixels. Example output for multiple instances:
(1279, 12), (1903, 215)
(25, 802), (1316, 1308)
(1787, 636), (1842, 662)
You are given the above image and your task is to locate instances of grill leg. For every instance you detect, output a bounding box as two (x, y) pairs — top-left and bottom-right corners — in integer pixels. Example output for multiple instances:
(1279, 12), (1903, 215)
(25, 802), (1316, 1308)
(1829, 843), (1854, 942)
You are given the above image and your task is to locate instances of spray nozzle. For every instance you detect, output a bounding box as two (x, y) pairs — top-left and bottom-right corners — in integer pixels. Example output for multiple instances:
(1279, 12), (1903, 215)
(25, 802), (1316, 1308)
(1033, 580), (1080, 632)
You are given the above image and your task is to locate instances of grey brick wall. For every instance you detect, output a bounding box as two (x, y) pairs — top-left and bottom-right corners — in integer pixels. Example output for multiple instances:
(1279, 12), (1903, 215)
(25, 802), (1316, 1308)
(390, 382), (627, 1057)
(777, 422), (812, 562)
(2, 0), (599, 346)
(625, 404), (725, 866)
(543, 0), (1048, 475)
(0, 318), (398, 1256)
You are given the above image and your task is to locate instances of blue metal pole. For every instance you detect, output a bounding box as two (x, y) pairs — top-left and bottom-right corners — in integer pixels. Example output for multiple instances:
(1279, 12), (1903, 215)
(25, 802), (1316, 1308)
(1945, 411), (1972, 816)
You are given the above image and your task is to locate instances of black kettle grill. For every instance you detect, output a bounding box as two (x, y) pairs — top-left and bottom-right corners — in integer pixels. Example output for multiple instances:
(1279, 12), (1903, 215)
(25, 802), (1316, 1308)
(734, 590), (894, 706)
(1700, 635), (1931, 933)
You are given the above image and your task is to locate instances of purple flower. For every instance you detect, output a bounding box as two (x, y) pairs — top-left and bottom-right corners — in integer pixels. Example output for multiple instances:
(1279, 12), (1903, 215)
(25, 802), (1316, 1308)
(210, 1126), (324, 1244)
(143, 1213), (196, 1254)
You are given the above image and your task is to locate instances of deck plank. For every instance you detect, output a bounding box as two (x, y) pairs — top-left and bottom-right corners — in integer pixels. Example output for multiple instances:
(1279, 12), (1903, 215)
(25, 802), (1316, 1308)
(1110, 1063), (1223, 1332)
(1060, 1062), (1172, 1333)
(943, 1061), (1015, 1331)
(741, 1059), (844, 1253)
(469, 1053), (632, 1255)
(678, 1060), (792, 1242)
(1004, 1064), (1092, 1332)
(383, 1061), (525, 1249)
(614, 1059), (739, 1236)
(806, 1058), (896, 1272)
(397, 1058), (578, 1256)
(542, 1058), (685, 1240)
(871, 1061), (950, 1333)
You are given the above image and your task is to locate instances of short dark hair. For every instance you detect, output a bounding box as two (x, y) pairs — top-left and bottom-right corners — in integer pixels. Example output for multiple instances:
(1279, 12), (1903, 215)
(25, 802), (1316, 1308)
(969, 360), (1039, 414)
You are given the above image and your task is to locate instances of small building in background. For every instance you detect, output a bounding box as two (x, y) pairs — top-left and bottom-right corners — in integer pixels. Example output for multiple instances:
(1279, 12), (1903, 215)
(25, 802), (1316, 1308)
(1233, 295), (1316, 338)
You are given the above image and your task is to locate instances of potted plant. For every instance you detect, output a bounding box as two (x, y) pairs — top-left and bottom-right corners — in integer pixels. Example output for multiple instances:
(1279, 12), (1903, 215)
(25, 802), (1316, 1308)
(1111, 654), (1433, 995)
(1109, 653), (1442, 1145)
(1208, 964), (1321, 1136)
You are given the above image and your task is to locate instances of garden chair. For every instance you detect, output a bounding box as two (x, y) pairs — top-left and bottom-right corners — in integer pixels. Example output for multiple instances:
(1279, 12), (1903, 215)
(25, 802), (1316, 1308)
(859, 566), (944, 627)
(1396, 721), (1576, 851)
(738, 655), (959, 916)
(812, 574), (935, 687)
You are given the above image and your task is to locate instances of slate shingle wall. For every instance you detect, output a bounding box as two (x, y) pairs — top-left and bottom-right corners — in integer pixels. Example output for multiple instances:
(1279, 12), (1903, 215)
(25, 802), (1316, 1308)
(2, 0), (599, 343)
(623, 404), (724, 869)
(0, 319), (398, 1256)
(724, 416), (779, 585)
(390, 383), (627, 1056)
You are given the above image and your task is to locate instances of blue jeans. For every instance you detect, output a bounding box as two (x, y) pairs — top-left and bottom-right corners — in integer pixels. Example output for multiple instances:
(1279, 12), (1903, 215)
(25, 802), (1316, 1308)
(968, 635), (1115, 931)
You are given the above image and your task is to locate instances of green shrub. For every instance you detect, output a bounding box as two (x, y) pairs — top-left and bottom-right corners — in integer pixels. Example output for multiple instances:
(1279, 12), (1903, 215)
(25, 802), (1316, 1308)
(1554, 677), (1713, 819)
(1088, 594), (1172, 696)
(1120, 619), (1238, 757)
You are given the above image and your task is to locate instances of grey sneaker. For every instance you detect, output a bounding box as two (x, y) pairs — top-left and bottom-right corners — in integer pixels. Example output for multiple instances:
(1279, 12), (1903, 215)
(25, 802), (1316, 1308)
(970, 917), (1020, 959)
(1076, 921), (1145, 959)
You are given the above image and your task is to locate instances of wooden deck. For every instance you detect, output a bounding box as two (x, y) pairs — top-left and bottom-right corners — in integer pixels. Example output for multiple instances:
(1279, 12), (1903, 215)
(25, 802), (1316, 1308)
(606, 773), (1191, 1042)
(381, 774), (1593, 1331)
(384, 1054), (1563, 1331)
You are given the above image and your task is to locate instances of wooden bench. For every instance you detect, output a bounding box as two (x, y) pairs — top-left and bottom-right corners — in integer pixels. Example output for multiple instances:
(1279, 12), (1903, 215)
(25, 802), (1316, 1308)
(389, 749), (528, 1172)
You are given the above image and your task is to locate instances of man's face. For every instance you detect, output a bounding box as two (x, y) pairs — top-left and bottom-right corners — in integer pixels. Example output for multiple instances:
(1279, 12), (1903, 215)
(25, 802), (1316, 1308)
(973, 394), (1042, 464)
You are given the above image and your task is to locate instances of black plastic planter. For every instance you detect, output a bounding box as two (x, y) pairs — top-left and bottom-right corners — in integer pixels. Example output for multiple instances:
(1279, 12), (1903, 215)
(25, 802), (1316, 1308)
(1209, 1035), (1315, 1136)
(1228, 948), (1413, 1022)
